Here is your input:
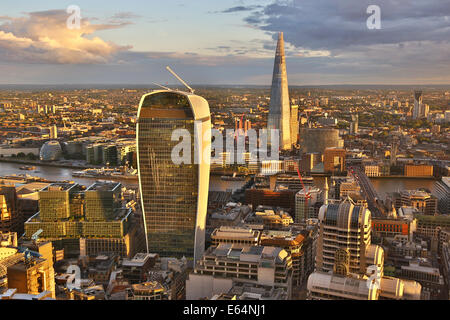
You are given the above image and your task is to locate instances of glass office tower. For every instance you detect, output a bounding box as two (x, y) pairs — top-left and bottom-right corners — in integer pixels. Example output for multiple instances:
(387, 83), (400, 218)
(137, 90), (211, 264)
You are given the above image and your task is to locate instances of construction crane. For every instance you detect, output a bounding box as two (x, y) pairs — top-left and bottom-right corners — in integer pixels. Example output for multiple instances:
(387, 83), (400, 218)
(31, 229), (43, 242)
(295, 162), (311, 222)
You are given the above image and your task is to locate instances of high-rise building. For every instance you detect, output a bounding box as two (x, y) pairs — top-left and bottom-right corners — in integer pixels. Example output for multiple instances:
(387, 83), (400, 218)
(267, 32), (291, 150)
(0, 186), (20, 234)
(308, 199), (422, 300)
(412, 90), (428, 119)
(295, 187), (322, 223)
(290, 105), (299, 146)
(350, 114), (359, 135)
(49, 125), (57, 139)
(315, 199), (378, 274)
(434, 177), (450, 215)
(137, 90), (211, 264)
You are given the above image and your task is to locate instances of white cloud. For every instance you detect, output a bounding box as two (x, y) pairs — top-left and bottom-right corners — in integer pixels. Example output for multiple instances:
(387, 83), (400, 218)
(0, 10), (131, 64)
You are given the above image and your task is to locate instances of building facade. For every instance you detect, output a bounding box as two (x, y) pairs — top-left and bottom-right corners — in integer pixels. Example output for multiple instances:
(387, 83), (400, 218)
(137, 90), (211, 263)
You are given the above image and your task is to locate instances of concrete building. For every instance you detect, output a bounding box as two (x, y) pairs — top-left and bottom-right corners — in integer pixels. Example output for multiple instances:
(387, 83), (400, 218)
(404, 165), (433, 177)
(390, 190), (438, 216)
(299, 128), (344, 154)
(295, 187), (322, 223)
(130, 281), (169, 300)
(308, 199), (422, 300)
(323, 148), (346, 174)
(0, 186), (20, 234)
(315, 199), (382, 274)
(400, 259), (444, 299)
(364, 165), (381, 177)
(260, 229), (315, 287)
(7, 254), (55, 298)
(211, 226), (260, 248)
(121, 253), (157, 284)
(186, 244), (293, 300)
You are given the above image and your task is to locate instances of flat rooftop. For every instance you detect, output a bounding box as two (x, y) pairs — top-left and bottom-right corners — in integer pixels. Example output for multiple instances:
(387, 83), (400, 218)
(41, 183), (79, 192)
(86, 181), (122, 192)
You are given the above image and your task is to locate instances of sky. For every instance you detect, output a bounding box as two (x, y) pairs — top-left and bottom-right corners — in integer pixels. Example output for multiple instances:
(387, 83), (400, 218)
(0, 0), (449, 85)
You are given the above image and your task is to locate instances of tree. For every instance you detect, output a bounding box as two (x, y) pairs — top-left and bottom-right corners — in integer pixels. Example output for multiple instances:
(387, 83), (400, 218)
(27, 153), (37, 160)
(17, 152), (26, 158)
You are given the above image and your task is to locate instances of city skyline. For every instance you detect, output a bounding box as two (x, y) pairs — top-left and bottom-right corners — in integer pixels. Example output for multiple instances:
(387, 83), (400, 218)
(0, 0), (449, 305)
(1, 0), (450, 85)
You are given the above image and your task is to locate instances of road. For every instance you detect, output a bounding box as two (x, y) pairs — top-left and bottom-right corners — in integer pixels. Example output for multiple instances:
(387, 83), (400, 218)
(349, 166), (385, 217)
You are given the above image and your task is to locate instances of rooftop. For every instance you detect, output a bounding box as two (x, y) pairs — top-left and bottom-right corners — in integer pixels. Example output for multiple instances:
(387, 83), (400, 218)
(86, 181), (122, 192)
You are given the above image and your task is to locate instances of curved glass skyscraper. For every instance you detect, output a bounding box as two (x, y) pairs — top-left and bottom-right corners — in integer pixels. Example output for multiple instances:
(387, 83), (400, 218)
(136, 90), (211, 264)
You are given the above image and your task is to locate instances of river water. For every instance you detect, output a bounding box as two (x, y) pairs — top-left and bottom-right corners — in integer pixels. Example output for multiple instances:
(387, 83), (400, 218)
(0, 162), (246, 192)
(0, 162), (437, 197)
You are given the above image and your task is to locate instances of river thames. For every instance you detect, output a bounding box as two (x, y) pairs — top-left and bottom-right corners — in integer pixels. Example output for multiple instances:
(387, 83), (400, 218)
(0, 162), (437, 197)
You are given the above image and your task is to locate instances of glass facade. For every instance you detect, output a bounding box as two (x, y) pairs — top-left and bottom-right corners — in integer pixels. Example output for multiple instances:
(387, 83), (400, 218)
(137, 91), (209, 261)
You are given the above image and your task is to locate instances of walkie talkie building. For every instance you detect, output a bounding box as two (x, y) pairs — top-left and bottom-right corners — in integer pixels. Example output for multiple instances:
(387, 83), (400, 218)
(136, 90), (211, 264)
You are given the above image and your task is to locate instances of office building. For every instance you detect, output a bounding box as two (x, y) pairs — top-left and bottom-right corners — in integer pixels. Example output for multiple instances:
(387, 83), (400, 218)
(186, 244), (293, 300)
(267, 32), (291, 150)
(308, 199), (422, 300)
(412, 90), (428, 119)
(210, 226), (260, 248)
(290, 105), (299, 145)
(137, 90), (211, 263)
(434, 177), (450, 214)
(49, 125), (58, 139)
(24, 182), (135, 258)
(391, 190), (438, 215)
(0, 186), (20, 233)
(323, 148), (346, 174)
(295, 187), (322, 223)
(121, 253), (157, 284)
(260, 229), (315, 286)
(299, 128), (344, 154)
(7, 255), (55, 298)
(129, 281), (169, 300)
(404, 165), (433, 177)
(315, 199), (382, 274)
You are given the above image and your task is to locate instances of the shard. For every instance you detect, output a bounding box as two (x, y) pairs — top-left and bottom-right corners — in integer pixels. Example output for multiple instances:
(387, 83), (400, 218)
(267, 32), (292, 150)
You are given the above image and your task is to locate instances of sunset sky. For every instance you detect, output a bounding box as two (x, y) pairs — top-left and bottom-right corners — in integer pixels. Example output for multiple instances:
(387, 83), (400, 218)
(1, 0), (450, 85)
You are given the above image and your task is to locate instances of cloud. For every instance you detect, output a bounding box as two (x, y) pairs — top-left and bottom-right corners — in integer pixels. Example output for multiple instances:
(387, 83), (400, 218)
(0, 10), (131, 64)
(237, 0), (450, 83)
(243, 0), (450, 50)
(220, 5), (263, 13)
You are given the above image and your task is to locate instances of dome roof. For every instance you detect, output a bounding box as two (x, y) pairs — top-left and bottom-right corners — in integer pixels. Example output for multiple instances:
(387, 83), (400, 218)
(40, 141), (63, 161)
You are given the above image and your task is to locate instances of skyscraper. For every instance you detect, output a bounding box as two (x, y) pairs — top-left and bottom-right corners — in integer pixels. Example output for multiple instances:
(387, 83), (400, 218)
(137, 90), (211, 264)
(412, 90), (423, 119)
(268, 32), (291, 150)
(315, 199), (377, 274)
(290, 105), (299, 146)
(307, 198), (422, 300)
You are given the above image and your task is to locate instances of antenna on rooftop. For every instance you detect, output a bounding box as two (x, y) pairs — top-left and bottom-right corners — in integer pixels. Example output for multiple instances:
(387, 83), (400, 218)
(166, 66), (195, 94)
(152, 82), (171, 91)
